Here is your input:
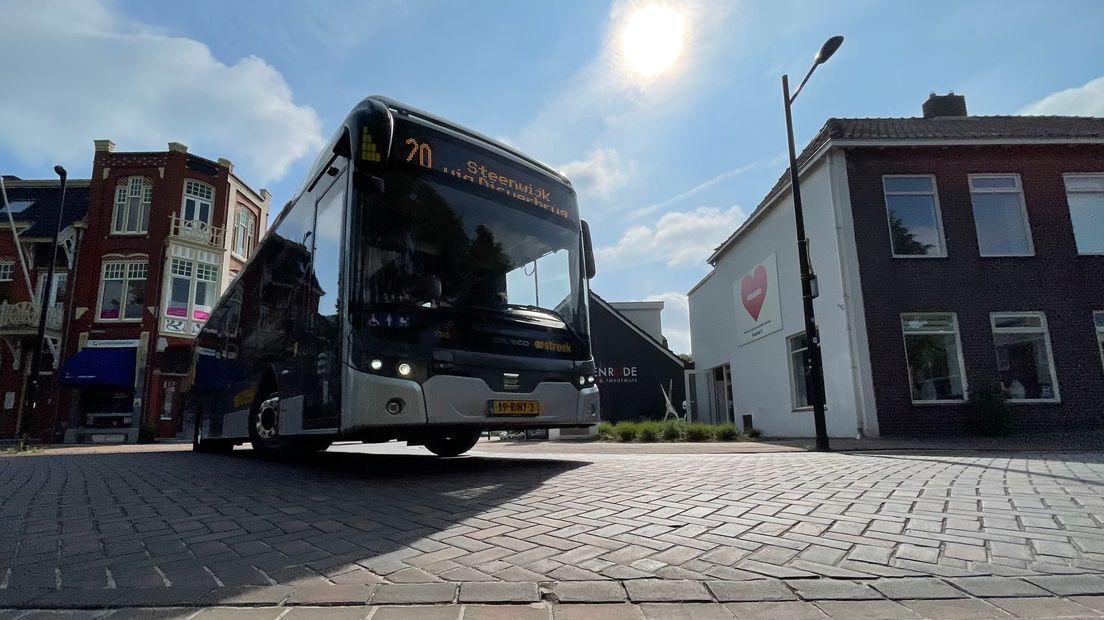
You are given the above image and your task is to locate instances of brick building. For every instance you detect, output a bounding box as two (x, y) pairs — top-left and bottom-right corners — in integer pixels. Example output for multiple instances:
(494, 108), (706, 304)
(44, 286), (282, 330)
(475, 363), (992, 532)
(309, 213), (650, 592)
(0, 176), (89, 440)
(8, 140), (274, 443)
(688, 94), (1104, 437)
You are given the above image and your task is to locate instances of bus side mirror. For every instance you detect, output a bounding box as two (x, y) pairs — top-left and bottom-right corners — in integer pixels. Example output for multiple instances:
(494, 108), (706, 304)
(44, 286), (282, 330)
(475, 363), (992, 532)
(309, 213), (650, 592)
(581, 220), (597, 280)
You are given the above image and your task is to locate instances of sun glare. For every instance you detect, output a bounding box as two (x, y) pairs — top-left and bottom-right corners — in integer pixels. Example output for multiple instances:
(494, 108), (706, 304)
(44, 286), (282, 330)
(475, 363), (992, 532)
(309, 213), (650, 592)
(618, 4), (687, 81)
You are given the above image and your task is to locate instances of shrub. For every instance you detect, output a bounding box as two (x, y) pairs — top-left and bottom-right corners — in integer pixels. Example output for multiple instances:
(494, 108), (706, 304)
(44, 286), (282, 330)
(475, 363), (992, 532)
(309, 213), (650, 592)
(598, 421), (615, 441)
(637, 421), (661, 442)
(714, 424), (739, 441)
(660, 419), (683, 441)
(685, 423), (712, 442)
(615, 422), (638, 442)
(965, 382), (1010, 436)
(744, 427), (762, 440)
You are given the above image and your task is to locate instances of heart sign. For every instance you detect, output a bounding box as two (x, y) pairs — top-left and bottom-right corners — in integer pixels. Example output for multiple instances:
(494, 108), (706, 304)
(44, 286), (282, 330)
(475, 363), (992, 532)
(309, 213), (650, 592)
(740, 264), (768, 321)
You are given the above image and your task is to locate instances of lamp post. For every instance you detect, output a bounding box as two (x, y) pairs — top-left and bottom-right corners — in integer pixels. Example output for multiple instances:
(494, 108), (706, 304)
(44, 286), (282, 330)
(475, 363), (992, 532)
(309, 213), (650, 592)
(782, 35), (843, 452)
(19, 165), (68, 446)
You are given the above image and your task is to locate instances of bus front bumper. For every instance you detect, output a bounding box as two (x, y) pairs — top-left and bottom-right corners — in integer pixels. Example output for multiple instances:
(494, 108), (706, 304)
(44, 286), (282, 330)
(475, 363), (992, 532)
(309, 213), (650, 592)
(342, 370), (599, 431)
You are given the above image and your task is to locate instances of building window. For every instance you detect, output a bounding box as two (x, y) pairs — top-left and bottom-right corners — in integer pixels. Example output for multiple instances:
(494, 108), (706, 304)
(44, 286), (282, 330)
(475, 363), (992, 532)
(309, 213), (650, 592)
(165, 257), (218, 322)
(36, 272), (68, 306)
(0, 261), (13, 300)
(991, 312), (1059, 401)
(233, 206), (257, 257)
(182, 180), (214, 224)
(883, 176), (946, 257)
(969, 174), (1034, 256)
(1095, 312), (1104, 372)
(98, 259), (148, 321)
(787, 332), (810, 409)
(901, 313), (966, 403)
(1064, 174), (1104, 254)
(113, 177), (152, 234)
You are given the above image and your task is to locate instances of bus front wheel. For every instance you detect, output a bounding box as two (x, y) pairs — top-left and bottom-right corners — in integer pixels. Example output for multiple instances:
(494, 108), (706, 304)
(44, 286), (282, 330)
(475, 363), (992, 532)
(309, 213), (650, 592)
(193, 407), (234, 454)
(423, 429), (481, 457)
(250, 391), (291, 456)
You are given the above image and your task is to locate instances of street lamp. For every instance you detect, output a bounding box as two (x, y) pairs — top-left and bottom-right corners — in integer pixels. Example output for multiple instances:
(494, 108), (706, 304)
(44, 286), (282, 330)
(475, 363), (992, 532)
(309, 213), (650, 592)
(782, 35), (843, 452)
(19, 165), (68, 447)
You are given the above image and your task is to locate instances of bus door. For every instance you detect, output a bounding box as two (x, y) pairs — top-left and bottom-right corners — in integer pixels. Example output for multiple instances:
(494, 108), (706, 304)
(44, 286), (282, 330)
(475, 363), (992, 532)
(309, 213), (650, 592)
(301, 169), (346, 430)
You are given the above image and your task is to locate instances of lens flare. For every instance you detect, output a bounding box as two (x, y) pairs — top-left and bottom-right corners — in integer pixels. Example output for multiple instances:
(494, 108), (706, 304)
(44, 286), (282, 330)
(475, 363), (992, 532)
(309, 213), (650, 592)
(618, 4), (686, 80)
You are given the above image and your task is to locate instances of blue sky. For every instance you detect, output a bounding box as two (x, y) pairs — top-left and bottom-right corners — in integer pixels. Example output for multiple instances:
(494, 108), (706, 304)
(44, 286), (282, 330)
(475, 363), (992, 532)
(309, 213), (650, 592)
(2, 0), (1103, 352)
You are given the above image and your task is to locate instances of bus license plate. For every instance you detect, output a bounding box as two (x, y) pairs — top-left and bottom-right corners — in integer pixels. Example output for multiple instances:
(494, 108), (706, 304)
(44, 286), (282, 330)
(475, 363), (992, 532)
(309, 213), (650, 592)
(488, 400), (542, 416)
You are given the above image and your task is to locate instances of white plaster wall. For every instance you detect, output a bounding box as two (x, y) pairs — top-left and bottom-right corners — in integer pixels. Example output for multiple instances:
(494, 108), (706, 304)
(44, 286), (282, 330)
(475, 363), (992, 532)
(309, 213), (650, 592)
(688, 155), (864, 438)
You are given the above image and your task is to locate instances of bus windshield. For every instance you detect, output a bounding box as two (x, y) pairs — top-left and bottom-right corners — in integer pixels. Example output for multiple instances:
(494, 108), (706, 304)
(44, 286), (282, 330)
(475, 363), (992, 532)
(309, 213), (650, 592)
(351, 170), (589, 356)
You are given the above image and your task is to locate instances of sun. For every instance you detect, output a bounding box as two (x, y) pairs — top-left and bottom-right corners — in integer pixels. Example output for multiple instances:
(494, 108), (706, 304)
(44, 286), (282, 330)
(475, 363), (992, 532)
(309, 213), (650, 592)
(618, 4), (687, 81)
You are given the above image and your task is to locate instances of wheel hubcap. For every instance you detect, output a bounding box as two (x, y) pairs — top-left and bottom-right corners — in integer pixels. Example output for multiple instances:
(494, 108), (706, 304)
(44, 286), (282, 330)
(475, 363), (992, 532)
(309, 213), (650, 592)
(256, 396), (280, 442)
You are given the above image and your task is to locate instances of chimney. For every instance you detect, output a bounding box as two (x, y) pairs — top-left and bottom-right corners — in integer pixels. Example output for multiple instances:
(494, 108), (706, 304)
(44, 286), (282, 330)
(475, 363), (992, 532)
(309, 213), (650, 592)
(922, 92), (967, 119)
(94, 139), (115, 152)
(217, 157), (234, 173)
(167, 142), (188, 153)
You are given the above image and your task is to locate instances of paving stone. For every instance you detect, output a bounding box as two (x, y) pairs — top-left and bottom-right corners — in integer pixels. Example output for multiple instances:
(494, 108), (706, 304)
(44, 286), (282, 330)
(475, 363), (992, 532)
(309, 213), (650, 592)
(946, 576), (1050, 598)
(726, 601), (828, 620)
(285, 583), (374, 605)
(899, 598), (1008, 619)
(192, 609), (288, 620)
(624, 579), (713, 602)
(199, 585), (293, 605)
(553, 604), (644, 620)
(639, 602), (736, 619)
(871, 578), (965, 600)
(706, 579), (796, 602)
(790, 580), (882, 601)
(459, 581), (540, 603)
(990, 596), (1099, 618)
(1026, 574), (1104, 596)
(815, 599), (920, 619)
(372, 606), (461, 620)
(282, 606), (375, 620)
(371, 583), (457, 604)
(463, 604), (550, 620)
(552, 580), (628, 603)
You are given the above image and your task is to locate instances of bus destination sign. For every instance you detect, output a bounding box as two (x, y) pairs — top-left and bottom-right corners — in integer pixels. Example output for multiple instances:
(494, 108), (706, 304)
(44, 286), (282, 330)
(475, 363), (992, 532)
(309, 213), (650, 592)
(387, 120), (575, 221)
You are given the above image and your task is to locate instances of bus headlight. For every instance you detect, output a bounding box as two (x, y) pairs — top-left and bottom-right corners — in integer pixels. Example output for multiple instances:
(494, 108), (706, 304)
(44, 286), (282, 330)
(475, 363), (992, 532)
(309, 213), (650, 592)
(587, 376), (595, 384)
(397, 362), (413, 377)
(578, 376), (586, 386)
(370, 359), (383, 371)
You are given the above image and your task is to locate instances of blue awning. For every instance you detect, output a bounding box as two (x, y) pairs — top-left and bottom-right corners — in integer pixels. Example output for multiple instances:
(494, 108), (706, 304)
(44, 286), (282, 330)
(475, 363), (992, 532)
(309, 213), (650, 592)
(59, 347), (137, 388)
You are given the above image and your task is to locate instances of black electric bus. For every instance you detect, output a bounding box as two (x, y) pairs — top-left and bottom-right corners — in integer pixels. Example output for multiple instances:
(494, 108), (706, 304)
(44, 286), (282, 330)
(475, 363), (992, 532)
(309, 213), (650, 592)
(187, 97), (600, 457)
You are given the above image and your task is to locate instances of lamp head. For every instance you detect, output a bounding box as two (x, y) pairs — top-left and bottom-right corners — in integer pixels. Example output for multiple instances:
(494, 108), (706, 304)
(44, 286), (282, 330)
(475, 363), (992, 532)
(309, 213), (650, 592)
(54, 165), (67, 181)
(815, 36), (844, 64)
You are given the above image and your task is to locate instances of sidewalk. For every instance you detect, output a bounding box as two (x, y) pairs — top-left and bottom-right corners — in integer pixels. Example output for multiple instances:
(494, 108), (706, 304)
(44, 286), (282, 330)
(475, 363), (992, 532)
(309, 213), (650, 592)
(6, 575), (1104, 618)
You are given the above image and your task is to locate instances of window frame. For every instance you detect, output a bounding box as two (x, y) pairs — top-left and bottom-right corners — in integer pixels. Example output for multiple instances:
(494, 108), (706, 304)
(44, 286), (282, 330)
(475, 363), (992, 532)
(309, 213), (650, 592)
(990, 311), (1060, 403)
(232, 205), (257, 259)
(787, 332), (811, 411)
(882, 174), (948, 259)
(0, 261), (13, 282)
(181, 180), (215, 225)
(968, 173), (1036, 257)
(96, 257), (148, 322)
(1095, 311), (1104, 374)
(900, 312), (968, 405)
(111, 177), (152, 236)
(1063, 173), (1104, 256)
(162, 256), (219, 325)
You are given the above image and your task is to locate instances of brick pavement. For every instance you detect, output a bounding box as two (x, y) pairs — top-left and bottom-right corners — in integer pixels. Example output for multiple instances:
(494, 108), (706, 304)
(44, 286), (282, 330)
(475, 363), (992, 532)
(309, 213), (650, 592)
(2, 444), (1104, 614)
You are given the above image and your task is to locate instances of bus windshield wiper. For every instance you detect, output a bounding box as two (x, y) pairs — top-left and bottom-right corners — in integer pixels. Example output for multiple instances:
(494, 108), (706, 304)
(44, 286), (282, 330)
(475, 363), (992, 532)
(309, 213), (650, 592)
(503, 304), (589, 345)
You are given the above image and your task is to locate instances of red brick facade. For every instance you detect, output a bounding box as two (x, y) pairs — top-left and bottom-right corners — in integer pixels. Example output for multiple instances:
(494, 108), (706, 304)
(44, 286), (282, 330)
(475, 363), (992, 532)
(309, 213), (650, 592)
(847, 144), (1104, 435)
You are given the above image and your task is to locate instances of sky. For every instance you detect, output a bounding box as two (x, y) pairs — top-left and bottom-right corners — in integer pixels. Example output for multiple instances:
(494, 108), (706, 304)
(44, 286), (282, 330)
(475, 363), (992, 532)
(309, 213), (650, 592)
(2, 0), (1103, 354)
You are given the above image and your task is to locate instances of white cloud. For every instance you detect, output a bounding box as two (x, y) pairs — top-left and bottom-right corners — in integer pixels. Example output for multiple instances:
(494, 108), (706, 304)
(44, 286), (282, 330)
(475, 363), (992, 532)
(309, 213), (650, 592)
(0, 0), (324, 186)
(1020, 76), (1104, 117)
(558, 148), (635, 201)
(596, 205), (747, 269)
(644, 291), (690, 354)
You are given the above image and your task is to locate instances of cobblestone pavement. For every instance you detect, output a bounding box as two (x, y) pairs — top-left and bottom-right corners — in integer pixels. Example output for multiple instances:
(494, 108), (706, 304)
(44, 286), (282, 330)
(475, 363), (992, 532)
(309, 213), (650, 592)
(2, 444), (1104, 615)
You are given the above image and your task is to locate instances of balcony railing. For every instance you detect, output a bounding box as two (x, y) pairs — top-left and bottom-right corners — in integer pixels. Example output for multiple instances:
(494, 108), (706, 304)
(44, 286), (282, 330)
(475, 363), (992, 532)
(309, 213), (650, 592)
(170, 214), (224, 248)
(0, 301), (64, 332)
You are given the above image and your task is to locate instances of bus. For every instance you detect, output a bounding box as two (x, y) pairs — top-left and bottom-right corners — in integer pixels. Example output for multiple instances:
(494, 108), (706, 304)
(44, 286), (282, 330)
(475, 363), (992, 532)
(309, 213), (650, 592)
(187, 96), (600, 457)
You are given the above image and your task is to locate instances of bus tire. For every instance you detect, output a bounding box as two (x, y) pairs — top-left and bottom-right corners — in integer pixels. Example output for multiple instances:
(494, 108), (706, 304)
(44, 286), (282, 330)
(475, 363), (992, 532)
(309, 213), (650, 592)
(193, 407), (234, 454)
(423, 429), (481, 457)
(249, 391), (291, 456)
